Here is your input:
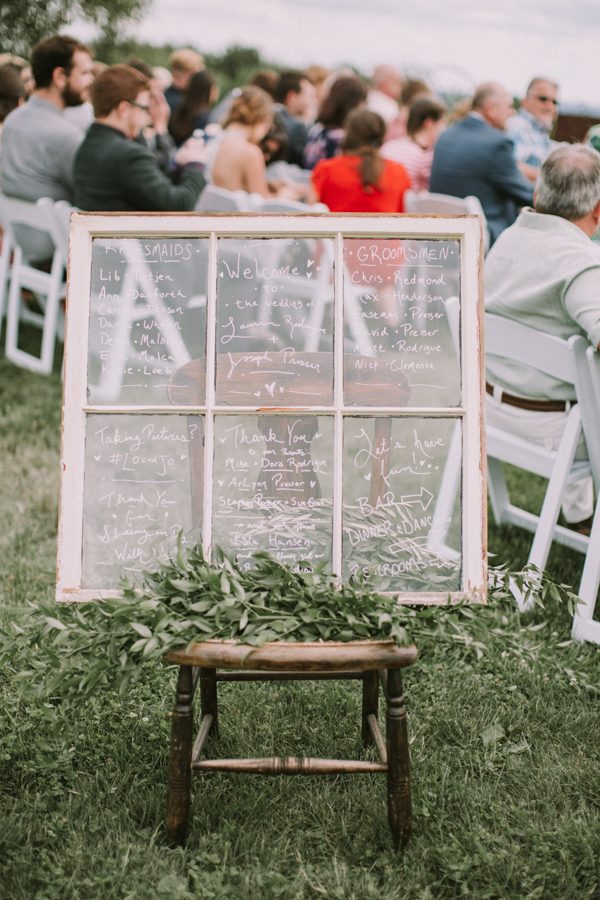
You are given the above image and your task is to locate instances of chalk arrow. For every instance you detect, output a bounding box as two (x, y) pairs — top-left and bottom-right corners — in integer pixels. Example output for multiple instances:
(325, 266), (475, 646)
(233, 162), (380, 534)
(399, 487), (434, 512)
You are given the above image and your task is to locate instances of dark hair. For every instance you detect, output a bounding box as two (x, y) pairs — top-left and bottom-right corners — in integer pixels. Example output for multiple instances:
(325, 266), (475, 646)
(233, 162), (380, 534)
(342, 108), (386, 190)
(169, 69), (216, 144)
(400, 79), (430, 107)
(31, 35), (90, 89)
(250, 69), (279, 99)
(317, 75), (367, 129)
(0, 64), (24, 122)
(275, 69), (309, 104)
(406, 95), (446, 135)
(260, 111), (289, 162)
(126, 57), (153, 79)
(91, 64), (149, 118)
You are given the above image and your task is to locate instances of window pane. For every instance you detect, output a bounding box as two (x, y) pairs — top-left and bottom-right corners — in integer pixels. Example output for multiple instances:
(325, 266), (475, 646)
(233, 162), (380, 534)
(212, 414), (333, 570)
(343, 416), (461, 591)
(82, 414), (203, 587)
(215, 238), (334, 405)
(88, 238), (207, 405)
(343, 238), (460, 407)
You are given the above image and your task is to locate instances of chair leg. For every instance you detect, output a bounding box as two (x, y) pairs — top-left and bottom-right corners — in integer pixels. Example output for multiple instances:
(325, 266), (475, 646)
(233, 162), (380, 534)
(200, 667), (219, 738)
(386, 669), (411, 850)
(165, 665), (195, 846)
(487, 457), (510, 525)
(361, 671), (379, 748)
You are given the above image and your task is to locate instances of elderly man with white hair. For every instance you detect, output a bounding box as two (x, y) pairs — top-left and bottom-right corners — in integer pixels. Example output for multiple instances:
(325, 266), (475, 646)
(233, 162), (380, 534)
(485, 143), (600, 530)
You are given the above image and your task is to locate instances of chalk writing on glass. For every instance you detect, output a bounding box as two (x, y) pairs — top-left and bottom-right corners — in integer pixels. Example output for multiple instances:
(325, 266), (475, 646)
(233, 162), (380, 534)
(212, 414), (333, 570)
(88, 238), (208, 406)
(342, 416), (461, 591)
(82, 414), (203, 587)
(343, 239), (461, 407)
(215, 238), (334, 405)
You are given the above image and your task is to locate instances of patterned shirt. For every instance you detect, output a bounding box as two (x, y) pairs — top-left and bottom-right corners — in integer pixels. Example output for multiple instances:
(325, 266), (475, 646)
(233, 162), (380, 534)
(381, 137), (432, 192)
(506, 109), (555, 169)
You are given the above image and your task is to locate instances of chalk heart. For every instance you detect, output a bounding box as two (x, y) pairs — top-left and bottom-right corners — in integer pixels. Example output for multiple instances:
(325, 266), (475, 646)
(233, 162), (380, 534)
(94, 455), (101, 462)
(219, 436), (227, 443)
(217, 479), (224, 487)
(264, 381), (276, 397)
(310, 480), (316, 488)
(254, 391), (261, 397)
(364, 472), (371, 481)
(306, 272), (312, 280)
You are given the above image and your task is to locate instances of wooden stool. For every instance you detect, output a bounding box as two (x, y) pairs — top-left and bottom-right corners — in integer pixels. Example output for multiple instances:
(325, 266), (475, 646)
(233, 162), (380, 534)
(165, 639), (418, 849)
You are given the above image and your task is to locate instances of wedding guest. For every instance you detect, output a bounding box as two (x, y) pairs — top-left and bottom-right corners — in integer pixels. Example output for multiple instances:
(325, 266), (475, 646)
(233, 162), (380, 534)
(168, 69), (218, 146)
(302, 75), (367, 170)
(74, 64), (205, 211)
(382, 95), (446, 192)
(310, 108), (411, 212)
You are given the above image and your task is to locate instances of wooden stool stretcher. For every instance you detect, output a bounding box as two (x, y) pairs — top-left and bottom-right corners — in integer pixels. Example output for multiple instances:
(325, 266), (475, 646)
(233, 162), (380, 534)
(165, 639), (417, 849)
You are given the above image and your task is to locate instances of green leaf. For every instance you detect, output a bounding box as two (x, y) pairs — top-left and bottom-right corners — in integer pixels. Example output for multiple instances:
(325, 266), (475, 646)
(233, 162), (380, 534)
(130, 623), (152, 638)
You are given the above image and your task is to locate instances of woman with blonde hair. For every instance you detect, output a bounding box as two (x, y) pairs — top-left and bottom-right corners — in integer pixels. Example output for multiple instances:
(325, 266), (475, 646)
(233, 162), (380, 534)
(208, 85), (275, 196)
(310, 108), (411, 211)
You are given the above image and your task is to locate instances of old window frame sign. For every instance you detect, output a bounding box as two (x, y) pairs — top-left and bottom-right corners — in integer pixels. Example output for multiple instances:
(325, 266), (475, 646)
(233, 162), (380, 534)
(57, 212), (486, 605)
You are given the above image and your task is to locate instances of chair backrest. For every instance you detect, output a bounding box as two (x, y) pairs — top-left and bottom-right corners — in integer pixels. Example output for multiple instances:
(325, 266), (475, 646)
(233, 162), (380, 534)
(196, 185), (261, 212)
(581, 342), (600, 484)
(404, 190), (490, 252)
(485, 312), (579, 385)
(0, 192), (57, 263)
(258, 198), (329, 213)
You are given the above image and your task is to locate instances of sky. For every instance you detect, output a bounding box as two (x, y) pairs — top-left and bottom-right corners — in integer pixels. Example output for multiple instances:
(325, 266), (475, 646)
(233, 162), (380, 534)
(74, 0), (600, 109)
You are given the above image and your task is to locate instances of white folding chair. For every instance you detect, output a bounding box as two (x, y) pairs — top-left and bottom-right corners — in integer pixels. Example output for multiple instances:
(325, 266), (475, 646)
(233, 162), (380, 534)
(404, 190), (490, 253)
(195, 185), (262, 212)
(570, 345), (600, 644)
(485, 317), (600, 613)
(0, 194), (67, 374)
(257, 198), (328, 213)
(0, 198), (13, 325)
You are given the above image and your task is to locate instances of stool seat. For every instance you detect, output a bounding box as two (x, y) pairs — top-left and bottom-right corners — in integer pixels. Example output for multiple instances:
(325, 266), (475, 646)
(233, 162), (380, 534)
(166, 639), (418, 672)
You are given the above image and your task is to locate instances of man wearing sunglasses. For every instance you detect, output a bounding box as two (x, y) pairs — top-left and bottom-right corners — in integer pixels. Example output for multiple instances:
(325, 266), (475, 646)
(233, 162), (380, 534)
(74, 64), (205, 212)
(507, 77), (560, 183)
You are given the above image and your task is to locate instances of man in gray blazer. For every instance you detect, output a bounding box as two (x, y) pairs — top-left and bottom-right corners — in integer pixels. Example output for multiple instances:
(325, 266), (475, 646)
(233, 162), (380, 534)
(430, 82), (533, 245)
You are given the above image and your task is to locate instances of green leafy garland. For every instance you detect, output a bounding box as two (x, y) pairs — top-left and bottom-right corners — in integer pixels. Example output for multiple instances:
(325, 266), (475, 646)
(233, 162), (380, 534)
(0, 543), (581, 707)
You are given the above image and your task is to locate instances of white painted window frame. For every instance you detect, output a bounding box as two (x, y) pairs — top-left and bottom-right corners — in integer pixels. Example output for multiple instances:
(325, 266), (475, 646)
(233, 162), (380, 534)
(57, 213), (486, 604)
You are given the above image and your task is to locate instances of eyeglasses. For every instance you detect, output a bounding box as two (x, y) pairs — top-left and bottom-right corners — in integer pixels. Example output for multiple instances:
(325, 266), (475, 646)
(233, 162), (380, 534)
(532, 95), (559, 106)
(129, 100), (151, 114)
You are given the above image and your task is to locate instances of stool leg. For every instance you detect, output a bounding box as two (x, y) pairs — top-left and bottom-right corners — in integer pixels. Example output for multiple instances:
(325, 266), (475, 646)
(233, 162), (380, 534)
(200, 667), (219, 738)
(386, 669), (411, 849)
(165, 665), (194, 846)
(361, 671), (379, 747)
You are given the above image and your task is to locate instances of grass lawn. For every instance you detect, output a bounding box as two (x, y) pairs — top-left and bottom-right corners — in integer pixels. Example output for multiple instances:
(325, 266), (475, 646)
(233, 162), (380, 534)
(0, 339), (598, 900)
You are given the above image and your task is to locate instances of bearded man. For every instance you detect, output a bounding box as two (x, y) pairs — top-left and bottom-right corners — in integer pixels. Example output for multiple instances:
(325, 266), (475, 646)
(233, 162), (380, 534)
(1, 35), (94, 204)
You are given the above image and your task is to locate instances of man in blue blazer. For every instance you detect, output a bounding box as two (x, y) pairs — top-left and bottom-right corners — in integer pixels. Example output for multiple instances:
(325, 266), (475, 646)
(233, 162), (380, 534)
(430, 83), (533, 245)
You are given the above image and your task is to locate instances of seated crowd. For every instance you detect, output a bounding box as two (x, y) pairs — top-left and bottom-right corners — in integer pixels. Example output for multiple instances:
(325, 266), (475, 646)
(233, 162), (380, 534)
(1, 34), (600, 544)
(0, 34), (569, 234)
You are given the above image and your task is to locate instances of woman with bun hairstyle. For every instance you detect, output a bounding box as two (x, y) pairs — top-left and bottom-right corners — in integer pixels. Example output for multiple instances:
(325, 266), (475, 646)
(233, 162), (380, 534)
(208, 85), (275, 196)
(310, 108), (411, 212)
